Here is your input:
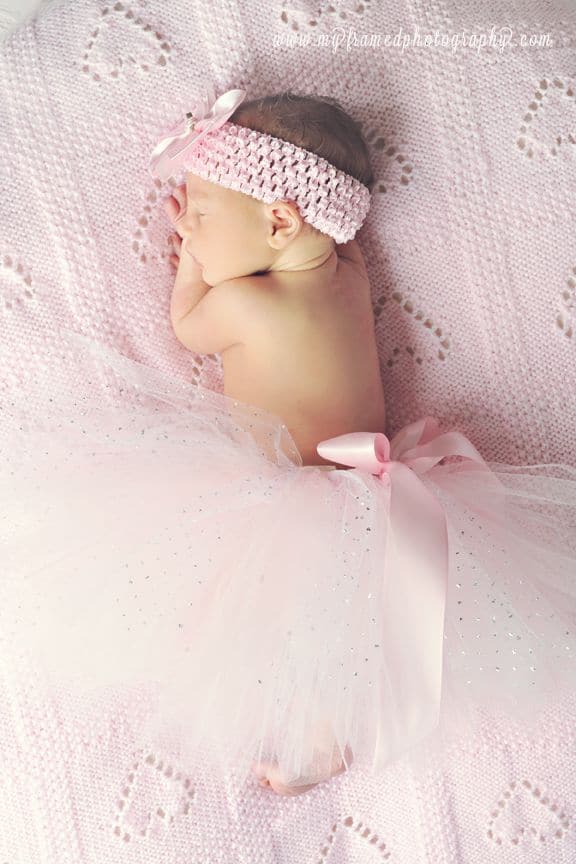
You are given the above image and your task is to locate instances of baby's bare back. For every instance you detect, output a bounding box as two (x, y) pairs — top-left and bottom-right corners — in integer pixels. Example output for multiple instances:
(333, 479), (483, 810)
(222, 244), (387, 467)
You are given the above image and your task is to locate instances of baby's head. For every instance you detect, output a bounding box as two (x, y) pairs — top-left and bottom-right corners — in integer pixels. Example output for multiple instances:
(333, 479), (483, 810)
(178, 91), (373, 285)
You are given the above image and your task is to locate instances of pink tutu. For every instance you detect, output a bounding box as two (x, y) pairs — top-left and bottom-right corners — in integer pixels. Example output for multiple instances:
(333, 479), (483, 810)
(1, 331), (575, 787)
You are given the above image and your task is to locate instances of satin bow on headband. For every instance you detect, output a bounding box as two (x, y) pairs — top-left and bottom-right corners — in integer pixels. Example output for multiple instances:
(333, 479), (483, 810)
(149, 87), (246, 182)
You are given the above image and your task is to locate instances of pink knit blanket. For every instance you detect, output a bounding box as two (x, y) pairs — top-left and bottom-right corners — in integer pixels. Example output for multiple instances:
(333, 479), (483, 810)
(1, 0), (575, 860)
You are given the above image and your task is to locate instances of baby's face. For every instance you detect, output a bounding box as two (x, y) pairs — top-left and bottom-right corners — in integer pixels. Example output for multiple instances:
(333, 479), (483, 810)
(182, 173), (271, 285)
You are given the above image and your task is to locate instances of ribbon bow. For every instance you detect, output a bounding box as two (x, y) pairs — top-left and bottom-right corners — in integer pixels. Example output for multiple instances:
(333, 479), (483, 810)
(316, 417), (505, 765)
(149, 87), (246, 182)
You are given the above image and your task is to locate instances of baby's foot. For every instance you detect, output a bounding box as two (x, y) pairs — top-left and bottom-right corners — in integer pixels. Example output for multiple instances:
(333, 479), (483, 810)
(252, 761), (323, 796)
(252, 744), (353, 796)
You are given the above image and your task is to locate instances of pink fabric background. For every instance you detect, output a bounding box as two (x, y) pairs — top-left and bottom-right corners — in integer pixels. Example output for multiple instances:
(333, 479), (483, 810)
(1, 0), (575, 860)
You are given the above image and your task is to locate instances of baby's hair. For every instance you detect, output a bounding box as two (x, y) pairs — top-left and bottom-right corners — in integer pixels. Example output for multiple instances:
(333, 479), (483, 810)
(229, 91), (374, 193)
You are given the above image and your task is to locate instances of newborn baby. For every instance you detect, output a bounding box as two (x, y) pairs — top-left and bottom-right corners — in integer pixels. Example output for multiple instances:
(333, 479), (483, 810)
(163, 92), (386, 470)
(158, 92), (385, 794)
(8, 88), (576, 808)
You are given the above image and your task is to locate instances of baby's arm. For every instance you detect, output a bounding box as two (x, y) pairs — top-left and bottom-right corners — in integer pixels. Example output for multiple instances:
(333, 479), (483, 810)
(170, 241), (211, 325)
(170, 265), (250, 354)
(164, 186), (253, 355)
(164, 185), (211, 324)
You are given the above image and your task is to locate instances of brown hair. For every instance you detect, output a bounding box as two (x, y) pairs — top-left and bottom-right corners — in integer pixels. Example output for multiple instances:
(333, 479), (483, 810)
(229, 91), (374, 192)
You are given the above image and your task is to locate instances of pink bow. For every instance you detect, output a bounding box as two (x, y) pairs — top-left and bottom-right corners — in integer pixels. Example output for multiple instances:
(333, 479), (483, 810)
(317, 417), (505, 763)
(149, 87), (246, 182)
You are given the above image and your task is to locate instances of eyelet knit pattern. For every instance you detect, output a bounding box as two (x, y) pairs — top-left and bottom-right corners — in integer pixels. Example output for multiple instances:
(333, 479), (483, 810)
(182, 121), (372, 243)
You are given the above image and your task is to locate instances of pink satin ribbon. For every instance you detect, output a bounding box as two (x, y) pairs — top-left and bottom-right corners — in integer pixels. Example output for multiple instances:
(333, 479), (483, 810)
(316, 416), (505, 763)
(149, 88), (246, 182)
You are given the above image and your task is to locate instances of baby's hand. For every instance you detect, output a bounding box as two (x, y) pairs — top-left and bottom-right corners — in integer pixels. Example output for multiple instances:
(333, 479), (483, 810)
(163, 184), (203, 281)
(167, 232), (182, 271)
(164, 183), (187, 238)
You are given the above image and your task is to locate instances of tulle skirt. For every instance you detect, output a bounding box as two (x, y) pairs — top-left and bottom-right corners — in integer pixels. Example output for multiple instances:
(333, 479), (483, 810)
(1, 332), (575, 787)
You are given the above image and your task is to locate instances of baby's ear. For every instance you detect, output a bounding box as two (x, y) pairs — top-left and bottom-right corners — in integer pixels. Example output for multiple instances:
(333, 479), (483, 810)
(264, 199), (304, 248)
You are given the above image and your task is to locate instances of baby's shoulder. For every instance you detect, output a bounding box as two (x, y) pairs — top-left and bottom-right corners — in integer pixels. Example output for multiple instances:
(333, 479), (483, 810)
(211, 274), (281, 336)
(214, 274), (269, 303)
(218, 273), (278, 310)
(220, 272), (287, 312)
(335, 241), (370, 283)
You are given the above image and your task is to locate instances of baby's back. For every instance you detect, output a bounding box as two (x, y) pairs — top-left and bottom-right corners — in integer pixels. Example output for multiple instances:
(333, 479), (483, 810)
(222, 242), (387, 467)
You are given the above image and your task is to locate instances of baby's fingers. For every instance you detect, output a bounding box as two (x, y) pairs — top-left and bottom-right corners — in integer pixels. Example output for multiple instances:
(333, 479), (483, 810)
(163, 184), (187, 227)
(167, 233), (182, 269)
(163, 196), (180, 226)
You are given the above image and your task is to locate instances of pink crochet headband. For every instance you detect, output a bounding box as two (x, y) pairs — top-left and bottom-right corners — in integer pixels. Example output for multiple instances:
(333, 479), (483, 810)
(149, 87), (372, 243)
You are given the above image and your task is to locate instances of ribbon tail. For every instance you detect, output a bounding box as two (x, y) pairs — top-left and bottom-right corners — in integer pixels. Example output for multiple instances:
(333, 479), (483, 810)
(375, 461), (449, 765)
